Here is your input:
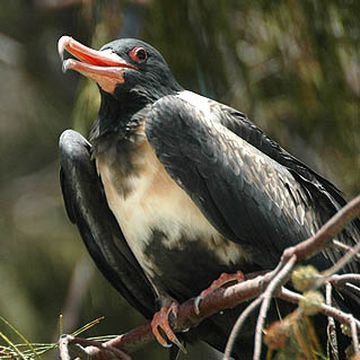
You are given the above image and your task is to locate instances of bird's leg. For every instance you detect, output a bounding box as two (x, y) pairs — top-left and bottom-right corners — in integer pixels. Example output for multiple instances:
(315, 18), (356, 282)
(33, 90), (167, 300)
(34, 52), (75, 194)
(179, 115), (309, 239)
(151, 302), (186, 353)
(194, 271), (245, 314)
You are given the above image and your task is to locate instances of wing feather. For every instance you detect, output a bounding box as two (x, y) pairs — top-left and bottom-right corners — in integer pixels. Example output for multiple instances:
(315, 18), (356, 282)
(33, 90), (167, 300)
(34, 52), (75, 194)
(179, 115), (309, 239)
(59, 129), (157, 319)
(146, 95), (359, 272)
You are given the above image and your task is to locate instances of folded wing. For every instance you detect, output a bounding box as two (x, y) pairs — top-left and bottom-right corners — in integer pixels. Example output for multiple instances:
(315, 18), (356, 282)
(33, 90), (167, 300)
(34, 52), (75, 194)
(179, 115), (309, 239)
(59, 129), (157, 319)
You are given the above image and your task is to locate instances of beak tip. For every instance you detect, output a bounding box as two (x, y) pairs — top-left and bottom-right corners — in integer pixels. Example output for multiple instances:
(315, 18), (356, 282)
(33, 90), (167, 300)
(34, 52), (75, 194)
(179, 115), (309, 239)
(62, 59), (73, 73)
(57, 35), (72, 61)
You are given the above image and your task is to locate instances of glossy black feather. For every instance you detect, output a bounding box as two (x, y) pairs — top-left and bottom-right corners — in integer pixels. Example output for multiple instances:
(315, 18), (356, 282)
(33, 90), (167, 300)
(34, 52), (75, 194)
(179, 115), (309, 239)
(146, 95), (359, 273)
(211, 101), (360, 272)
(59, 129), (157, 319)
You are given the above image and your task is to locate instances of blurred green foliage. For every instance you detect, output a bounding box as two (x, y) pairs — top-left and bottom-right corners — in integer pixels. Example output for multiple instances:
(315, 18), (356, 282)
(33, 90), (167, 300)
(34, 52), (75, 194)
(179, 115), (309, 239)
(0, 0), (358, 359)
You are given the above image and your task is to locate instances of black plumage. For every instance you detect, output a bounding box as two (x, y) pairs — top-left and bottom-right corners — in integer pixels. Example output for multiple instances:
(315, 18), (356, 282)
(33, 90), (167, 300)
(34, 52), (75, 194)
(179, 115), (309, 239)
(59, 130), (157, 319)
(58, 36), (359, 359)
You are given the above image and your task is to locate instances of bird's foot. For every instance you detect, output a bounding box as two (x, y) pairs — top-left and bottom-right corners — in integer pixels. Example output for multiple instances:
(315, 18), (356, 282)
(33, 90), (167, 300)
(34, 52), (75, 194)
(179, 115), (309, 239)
(194, 271), (245, 314)
(151, 302), (186, 353)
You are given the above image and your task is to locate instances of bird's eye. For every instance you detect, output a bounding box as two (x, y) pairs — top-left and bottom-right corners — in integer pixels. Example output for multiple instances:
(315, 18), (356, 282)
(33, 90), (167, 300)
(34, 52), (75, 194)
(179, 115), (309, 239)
(129, 47), (148, 63)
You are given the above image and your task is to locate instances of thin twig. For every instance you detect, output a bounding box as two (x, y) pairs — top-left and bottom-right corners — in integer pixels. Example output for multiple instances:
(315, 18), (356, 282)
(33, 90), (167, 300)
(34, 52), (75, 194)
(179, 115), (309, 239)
(223, 297), (263, 360)
(59, 335), (102, 360)
(222, 258), (288, 354)
(325, 282), (338, 360)
(321, 241), (360, 281)
(330, 273), (360, 286)
(344, 283), (360, 295)
(66, 336), (131, 360)
(253, 255), (297, 360)
(350, 317), (360, 357)
(278, 287), (360, 329)
(332, 239), (360, 260)
(330, 274), (360, 305)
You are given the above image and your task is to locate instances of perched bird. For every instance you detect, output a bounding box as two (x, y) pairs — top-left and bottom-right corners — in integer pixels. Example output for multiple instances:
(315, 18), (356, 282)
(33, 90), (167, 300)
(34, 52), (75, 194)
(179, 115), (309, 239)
(58, 36), (359, 359)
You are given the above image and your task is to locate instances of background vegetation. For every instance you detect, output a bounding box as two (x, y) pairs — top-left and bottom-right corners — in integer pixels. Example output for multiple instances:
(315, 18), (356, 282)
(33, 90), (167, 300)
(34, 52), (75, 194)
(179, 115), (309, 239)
(0, 0), (358, 358)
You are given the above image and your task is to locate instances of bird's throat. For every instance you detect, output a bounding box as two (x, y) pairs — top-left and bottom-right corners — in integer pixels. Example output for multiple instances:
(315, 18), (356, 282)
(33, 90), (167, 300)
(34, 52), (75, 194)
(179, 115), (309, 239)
(91, 89), (150, 140)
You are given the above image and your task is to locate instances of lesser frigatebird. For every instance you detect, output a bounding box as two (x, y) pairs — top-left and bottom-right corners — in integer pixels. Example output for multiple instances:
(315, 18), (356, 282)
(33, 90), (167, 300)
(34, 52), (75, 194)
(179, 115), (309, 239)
(58, 36), (359, 359)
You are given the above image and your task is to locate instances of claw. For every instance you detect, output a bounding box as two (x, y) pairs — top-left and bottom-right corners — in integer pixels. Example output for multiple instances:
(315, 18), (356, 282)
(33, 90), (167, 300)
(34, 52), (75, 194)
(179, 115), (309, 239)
(151, 303), (186, 354)
(194, 271), (245, 315)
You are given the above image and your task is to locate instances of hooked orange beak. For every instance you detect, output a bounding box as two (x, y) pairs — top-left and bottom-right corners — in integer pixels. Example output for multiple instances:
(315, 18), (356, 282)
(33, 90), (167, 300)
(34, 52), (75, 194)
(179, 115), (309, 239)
(58, 36), (138, 94)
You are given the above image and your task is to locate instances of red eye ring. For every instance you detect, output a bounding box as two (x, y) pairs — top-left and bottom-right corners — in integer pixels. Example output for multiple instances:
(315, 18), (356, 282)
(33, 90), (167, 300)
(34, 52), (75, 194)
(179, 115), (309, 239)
(129, 47), (148, 63)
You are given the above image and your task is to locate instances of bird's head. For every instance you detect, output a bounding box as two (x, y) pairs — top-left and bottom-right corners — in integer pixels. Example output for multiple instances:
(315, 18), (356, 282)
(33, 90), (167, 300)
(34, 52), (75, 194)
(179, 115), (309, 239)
(58, 36), (181, 104)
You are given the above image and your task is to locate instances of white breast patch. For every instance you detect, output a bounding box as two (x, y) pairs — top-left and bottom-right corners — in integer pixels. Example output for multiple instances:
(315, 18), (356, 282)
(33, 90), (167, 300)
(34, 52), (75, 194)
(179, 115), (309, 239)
(95, 141), (250, 279)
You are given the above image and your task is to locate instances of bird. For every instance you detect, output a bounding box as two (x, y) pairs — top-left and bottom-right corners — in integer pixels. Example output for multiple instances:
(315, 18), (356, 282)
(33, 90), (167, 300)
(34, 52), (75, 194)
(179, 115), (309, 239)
(58, 35), (359, 359)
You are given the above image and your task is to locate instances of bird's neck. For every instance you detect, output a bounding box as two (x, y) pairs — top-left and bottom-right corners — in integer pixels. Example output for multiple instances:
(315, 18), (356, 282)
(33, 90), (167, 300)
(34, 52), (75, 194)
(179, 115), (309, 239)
(91, 80), (183, 141)
(91, 90), (150, 140)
